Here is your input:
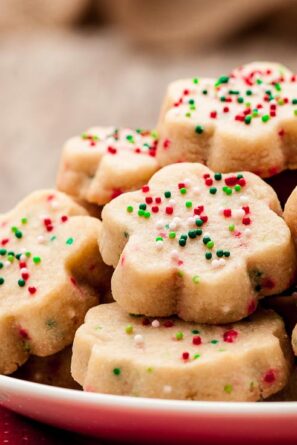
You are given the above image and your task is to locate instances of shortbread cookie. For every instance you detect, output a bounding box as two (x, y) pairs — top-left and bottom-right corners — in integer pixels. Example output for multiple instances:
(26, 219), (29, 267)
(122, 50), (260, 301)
(57, 127), (159, 205)
(157, 62), (297, 177)
(0, 189), (109, 375)
(72, 303), (292, 401)
(13, 346), (80, 390)
(284, 186), (297, 243)
(100, 163), (296, 324)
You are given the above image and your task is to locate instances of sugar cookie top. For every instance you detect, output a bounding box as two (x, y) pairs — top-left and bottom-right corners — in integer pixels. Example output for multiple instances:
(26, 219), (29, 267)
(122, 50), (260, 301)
(72, 303), (291, 401)
(157, 62), (297, 176)
(100, 163), (296, 323)
(57, 127), (159, 205)
(0, 190), (92, 307)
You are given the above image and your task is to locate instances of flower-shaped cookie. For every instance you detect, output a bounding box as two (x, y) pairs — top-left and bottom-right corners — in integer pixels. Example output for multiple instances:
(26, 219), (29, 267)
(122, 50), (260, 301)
(0, 190), (110, 374)
(157, 62), (297, 177)
(57, 126), (159, 205)
(100, 163), (296, 324)
(72, 303), (292, 401)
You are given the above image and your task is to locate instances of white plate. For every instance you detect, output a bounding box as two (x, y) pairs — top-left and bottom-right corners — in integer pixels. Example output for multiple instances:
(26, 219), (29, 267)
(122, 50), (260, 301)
(1, 375), (297, 444)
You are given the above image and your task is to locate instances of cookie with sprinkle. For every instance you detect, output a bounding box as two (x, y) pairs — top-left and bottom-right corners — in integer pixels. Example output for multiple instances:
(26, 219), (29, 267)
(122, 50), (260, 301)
(0, 189), (109, 374)
(100, 163), (296, 324)
(57, 127), (159, 205)
(72, 303), (292, 401)
(157, 62), (297, 177)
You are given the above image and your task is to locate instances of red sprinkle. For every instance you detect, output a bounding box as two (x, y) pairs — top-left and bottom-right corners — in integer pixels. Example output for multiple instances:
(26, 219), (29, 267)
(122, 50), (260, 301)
(28, 286), (37, 295)
(242, 217), (251, 225)
(223, 329), (238, 343)
(166, 206), (173, 215)
(182, 352), (190, 360)
(192, 336), (202, 345)
(142, 185), (150, 193)
(263, 369), (276, 384)
(223, 209), (232, 218)
(163, 320), (174, 328)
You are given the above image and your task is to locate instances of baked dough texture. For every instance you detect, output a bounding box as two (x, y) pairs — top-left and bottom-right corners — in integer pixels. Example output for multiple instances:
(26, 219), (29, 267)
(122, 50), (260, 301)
(157, 62), (297, 177)
(0, 189), (109, 374)
(57, 127), (159, 205)
(71, 303), (292, 401)
(100, 163), (296, 324)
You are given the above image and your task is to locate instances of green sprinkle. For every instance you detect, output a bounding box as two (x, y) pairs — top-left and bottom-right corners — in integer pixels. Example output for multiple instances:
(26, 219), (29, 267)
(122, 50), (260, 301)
(246, 90), (253, 96)
(127, 206), (133, 213)
(113, 368), (121, 376)
(15, 231), (23, 239)
(0, 263), (3, 269)
(196, 229), (203, 236)
(195, 219), (203, 227)
(164, 191), (171, 198)
(188, 230), (197, 239)
(18, 279), (26, 287)
(237, 97), (244, 104)
(176, 331), (184, 341)
(0, 249), (7, 256)
(125, 324), (133, 334)
(215, 75), (229, 86)
(244, 115), (252, 125)
(0, 277), (4, 285)
(202, 89), (208, 95)
(147, 367), (154, 373)
(144, 211), (151, 219)
(294, 109), (297, 116)
(169, 232), (176, 239)
(192, 77), (199, 84)
(180, 234), (188, 240)
(192, 329), (200, 334)
(188, 99), (195, 105)
(139, 203), (146, 210)
(206, 240), (214, 249)
(138, 209), (145, 217)
(66, 238), (74, 245)
(224, 251), (230, 257)
(21, 217), (28, 224)
(234, 184), (241, 192)
(229, 224), (235, 232)
(156, 236), (163, 242)
(179, 239), (186, 247)
(150, 130), (158, 139)
(185, 112), (191, 118)
(274, 83), (281, 92)
(195, 125), (204, 134)
(210, 339), (219, 344)
(193, 354), (201, 360)
(214, 173), (222, 180)
(216, 250), (224, 257)
(223, 186), (232, 195)
(180, 188), (187, 195)
(205, 252), (212, 260)
(50, 236), (57, 242)
(292, 99), (297, 105)
(33, 256), (41, 264)
(224, 384), (233, 394)
(261, 114), (270, 123)
(192, 275), (200, 284)
(7, 255), (14, 263)
(185, 201), (192, 208)
(203, 236), (211, 245)
(209, 187), (217, 195)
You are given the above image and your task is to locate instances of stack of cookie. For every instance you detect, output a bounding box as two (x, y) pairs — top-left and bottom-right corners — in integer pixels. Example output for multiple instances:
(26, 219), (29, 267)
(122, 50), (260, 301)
(2, 61), (297, 401)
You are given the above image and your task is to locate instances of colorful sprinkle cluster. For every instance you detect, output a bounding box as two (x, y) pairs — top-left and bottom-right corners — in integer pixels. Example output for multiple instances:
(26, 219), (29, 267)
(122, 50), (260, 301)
(0, 193), (76, 298)
(168, 64), (297, 129)
(80, 127), (158, 158)
(95, 312), (278, 395)
(125, 170), (259, 281)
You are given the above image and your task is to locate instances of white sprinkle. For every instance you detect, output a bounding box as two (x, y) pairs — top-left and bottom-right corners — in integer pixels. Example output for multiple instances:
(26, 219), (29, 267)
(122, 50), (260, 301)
(218, 258), (226, 266)
(170, 249), (179, 260)
(20, 254), (27, 261)
(240, 195), (249, 203)
(169, 199), (176, 207)
(193, 186), (200, 195)
(163, 385), (172, 394)
(233, 209), (245, 219)
(156, 240), (164, 250)
(152, 320), (160, 328)
(244, 228), (252, 237)
(4, 261), (11, 268)
(134, 334), (144, 346)
(204, 232), (211, 238)
(218, 207), (224, 215)
(211, 258), (226, 268)
(183, 178), (191, 187)
(155, 220), (164, 230)
(50, 200), (60, 209)
(169, 221), (177, 230)
(37, 235), (46, 244)
(20, 268), (28, 275)
(187, 216), (195, 226)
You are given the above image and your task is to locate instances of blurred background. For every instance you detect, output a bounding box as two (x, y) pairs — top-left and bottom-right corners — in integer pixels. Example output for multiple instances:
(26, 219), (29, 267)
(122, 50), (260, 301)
(0, 0), (297, 211)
